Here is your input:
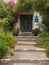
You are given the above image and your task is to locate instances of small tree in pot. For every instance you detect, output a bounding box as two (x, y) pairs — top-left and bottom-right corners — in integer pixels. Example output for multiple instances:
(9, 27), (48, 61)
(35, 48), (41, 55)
(32, 28), (41, 36)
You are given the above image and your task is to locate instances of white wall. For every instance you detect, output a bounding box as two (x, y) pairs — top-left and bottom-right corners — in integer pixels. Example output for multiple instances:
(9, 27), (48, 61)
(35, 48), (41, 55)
(33, 12), (42, 30)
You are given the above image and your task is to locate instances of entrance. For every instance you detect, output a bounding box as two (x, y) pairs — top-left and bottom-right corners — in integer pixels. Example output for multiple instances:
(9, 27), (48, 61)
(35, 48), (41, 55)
(20, 15), (32, 32)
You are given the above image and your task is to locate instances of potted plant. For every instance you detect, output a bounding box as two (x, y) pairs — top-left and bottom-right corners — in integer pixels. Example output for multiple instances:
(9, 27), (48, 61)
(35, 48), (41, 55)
(32, 28), (41, 36)
(13, 27), (20, 36)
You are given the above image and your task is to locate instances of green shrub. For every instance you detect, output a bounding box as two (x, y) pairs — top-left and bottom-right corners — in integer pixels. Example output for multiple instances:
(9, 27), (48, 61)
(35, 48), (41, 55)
(0, 31), (10, 58)
(45, 43), (49, 58)
(42, 18), (49, 32)
(0, 41), (10, 59)
(0, 30), (16, 59)
(36, 31), (49, 48)
(32, 28), (41, 35)
(8, 35), (17, 48)
(39, 31), (49, 37)
(36, 31), (49, 57)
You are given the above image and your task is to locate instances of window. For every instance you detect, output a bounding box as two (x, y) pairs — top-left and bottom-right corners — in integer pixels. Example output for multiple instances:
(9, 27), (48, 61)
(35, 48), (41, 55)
(34, 15), (39, 22)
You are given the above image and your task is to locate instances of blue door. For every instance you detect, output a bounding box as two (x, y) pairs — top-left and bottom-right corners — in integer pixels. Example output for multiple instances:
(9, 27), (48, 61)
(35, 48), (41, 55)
(20, 15), (32, 32)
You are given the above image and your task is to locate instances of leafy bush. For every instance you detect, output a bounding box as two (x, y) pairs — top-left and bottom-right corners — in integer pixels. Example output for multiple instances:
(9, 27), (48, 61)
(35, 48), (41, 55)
(0, 0), (16, 59)
(8, 35), (17, 48)
(46, 44), (49, 57)
(32, 28), (41, 35)
(36, 31), (49, 48)
(0, 30), (16, 59)
(36, 31), (49, 57)
(42, 18), (49, 32)
(14, 0), (33, 12)
(0, 0), (14, 31)
(0, 17), (14, 31)
(0, 41), (10, 59)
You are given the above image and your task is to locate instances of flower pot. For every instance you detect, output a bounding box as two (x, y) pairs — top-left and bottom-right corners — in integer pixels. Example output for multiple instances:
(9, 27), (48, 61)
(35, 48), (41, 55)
(34, 33), (38, 36)
(13, 33), (18, 36)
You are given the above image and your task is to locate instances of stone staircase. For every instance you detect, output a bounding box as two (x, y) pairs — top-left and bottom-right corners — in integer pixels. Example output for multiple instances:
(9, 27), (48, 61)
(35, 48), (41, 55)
(11, 36), (49, 65)
(1, 36), (49, 65)
(15, 36), (37, 45)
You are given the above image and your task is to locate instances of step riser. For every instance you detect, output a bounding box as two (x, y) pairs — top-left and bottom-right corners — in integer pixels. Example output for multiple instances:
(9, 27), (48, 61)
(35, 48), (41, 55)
(17, 41), (36, 45)
(15, 36), (37, 41)
(16, 39), (36, 41)
(15, 36), (37, 38)
(1, 60), (49, 64)
(17, 39), (36, 41)
(1, 62), (49, 65)
(1, 59), (49, 63)
(17, 43), (36, 46)
(10, 60), (49, 63)
(14, 50), (45, 52)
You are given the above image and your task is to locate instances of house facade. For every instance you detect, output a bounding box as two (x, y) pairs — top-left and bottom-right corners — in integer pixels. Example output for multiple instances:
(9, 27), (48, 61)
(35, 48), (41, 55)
(5, 0), (42, 34)
(14, 12), (42, 34)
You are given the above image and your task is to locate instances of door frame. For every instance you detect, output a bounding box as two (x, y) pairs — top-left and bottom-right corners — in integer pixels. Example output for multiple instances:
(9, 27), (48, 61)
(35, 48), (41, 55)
(20, 15), (33, 33)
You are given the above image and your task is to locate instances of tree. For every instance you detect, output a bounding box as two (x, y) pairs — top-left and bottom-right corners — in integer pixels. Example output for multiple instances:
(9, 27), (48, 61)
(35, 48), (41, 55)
(0, 0), (8, 18)
(0, 0), (14, 31)
(14, 0), (33, 12)
(33, 0), (49, 31)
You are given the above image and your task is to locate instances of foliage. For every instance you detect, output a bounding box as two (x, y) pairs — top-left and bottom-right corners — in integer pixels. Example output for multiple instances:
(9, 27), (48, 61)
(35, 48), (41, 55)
(0, 18), (8, 28)
(32, 28), (41, 35)
(0, 29), (16, 59)
(36, 31), (49, 47)
(14, 0), (33, 12)
(33, 0), (49, 31)
(0, 0), (14, 31)
(42, 18), (49, 31)
(36, 31), (49, 57)
(0, 30), (10, 58)
(0, 0), (17, 59)
(0, 0), (8, 18)
(8, 35), (17, 48)
(46, 44), (49, 57)
(0, 17), (14, 31)
(0, 41), (10, 59)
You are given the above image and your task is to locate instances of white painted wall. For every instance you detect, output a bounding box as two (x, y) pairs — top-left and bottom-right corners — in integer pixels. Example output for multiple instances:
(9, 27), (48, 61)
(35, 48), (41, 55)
(33, 12), (42, 30)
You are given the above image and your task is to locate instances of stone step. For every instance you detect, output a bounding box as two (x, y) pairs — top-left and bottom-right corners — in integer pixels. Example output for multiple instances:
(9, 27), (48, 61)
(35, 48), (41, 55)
(15, 36), (37, 41)
(12, 51), (47, 60)
(15, 46), (45, 52)
(13, 63), (35, 65)
(11, 58), (49, 63)
(1, 58), (49, 65)
(17, 40), (36, 41)
(14, 49), (45, 52)
(13, 62), (49, 65)
(17, 41), (36, 45)
(19, 32), (33, 36)
(16, 38), (36, 41)
(15, 36), (37, 38)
